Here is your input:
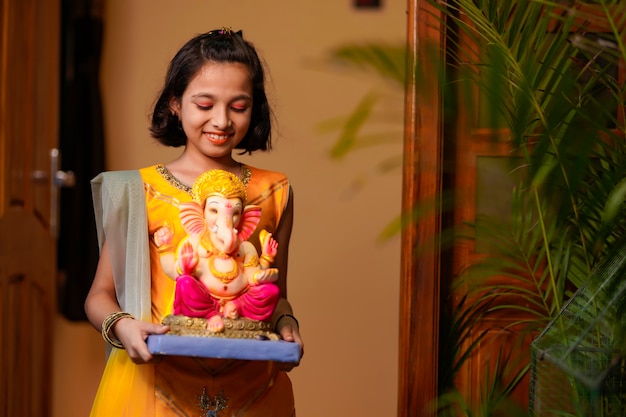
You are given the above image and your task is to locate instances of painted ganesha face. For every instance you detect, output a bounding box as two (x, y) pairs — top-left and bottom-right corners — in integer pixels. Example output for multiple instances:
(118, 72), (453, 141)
(204, 195), (244, 253)
(204, 195), (243, 228)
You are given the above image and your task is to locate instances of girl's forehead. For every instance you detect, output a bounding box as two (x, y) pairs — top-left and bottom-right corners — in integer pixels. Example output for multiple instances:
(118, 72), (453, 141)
(189, 62), (252, 87)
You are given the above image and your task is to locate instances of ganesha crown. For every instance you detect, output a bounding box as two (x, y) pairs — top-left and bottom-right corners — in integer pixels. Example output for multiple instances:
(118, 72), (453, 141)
(192, 169), (247, 203)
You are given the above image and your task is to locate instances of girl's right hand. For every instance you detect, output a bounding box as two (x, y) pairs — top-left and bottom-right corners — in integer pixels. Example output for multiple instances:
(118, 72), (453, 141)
(112, 317), (170, 364)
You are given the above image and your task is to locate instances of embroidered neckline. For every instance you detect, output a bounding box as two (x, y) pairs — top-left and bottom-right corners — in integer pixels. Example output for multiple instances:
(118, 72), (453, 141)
(155, 164), (251, 196)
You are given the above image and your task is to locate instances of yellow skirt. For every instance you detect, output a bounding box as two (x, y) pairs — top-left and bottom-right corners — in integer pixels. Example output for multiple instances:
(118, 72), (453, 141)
(90, 349), (294, 417)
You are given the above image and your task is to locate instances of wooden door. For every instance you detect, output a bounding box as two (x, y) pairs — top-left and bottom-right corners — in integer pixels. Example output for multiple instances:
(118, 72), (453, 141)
(0, 0), (60, 416)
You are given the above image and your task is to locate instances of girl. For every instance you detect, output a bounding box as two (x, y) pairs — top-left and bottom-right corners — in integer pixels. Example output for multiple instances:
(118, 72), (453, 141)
(85, 28), (303, 416)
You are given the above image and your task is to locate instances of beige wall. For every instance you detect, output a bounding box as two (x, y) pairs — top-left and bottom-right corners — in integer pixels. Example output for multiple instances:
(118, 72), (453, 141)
(53, 1), (406, 416)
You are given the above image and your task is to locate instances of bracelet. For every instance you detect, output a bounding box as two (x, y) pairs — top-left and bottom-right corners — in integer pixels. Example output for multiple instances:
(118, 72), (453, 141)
(156, 243), (173, 254)
(101, 311), (134, 349)
(252, 270), (261, 285)
(274, 313), (299, 331)
(260, 254), (274, 264)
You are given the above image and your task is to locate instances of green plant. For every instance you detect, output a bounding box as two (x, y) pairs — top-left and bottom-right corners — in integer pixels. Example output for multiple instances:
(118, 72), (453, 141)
(430, 0), (626, 415)
(320, 43), (406, 158)
(324, 0), (626, 415)
(318, 43), (406, 207)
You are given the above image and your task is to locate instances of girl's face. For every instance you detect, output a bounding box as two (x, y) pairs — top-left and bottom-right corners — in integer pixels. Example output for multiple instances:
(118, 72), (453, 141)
(172, 62), (253, 161)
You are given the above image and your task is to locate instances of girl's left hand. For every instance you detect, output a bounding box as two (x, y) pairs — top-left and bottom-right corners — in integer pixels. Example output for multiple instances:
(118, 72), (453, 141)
(275, 317), (303, 372)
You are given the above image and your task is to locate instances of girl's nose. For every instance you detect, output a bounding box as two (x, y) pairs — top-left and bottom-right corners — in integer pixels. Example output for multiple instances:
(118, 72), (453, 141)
(212, 107), (231, 130)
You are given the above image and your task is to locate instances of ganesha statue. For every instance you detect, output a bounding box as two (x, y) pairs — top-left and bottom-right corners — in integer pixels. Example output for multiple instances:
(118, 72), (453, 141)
(154, 169), (279, 333)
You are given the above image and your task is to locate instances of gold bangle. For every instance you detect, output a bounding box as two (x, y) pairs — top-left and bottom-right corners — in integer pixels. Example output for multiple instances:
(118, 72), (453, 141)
(260, 254), (274, 264)
(274, 313), (299, 331)
(157, 245), (172, 254)
(101, 311), (134, 349)
(252, 270), (263, 285)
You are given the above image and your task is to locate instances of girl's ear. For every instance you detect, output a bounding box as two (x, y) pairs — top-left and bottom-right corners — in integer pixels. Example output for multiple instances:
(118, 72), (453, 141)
(169, 97), (181, 115)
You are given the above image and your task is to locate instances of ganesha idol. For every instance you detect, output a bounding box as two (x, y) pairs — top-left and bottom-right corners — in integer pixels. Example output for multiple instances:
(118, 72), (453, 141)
(153, 169), (280, 334)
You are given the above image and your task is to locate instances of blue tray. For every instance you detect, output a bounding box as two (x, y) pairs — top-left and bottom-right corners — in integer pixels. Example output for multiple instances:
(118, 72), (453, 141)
(147, 334), (300, 362)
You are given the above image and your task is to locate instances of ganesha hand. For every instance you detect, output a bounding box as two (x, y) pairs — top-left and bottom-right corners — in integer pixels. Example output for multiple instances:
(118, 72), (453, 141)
(259, 230), (278, 267)
(223, 301), (239, 319)
(154, 223), (174, 251)
(252, 268), (279, 285)
(177, 241), (198, 275)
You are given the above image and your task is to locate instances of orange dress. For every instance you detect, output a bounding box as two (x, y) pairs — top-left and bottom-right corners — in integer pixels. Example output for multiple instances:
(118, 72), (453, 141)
(89, 164), (295, 417)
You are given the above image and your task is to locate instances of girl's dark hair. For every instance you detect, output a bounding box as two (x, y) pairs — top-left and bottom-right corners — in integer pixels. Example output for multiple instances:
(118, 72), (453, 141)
(149, 29), (272, 153)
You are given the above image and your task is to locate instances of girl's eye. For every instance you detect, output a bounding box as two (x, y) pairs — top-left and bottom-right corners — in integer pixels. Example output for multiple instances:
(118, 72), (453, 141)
(197, 103), (213, 110)
(231, 105), (248, 113)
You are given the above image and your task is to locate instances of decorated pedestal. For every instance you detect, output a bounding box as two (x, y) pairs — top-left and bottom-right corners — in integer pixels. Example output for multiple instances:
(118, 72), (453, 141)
(147, 315), (301, 363)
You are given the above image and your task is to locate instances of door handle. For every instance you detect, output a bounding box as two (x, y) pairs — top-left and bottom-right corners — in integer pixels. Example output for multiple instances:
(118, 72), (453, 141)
(49, 148), (75, 238)
(32, 148), (76, 238)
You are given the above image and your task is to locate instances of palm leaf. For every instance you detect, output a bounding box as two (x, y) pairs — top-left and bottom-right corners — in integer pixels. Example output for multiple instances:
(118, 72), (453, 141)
(326, 43), (406, 85)
(321, 44), (406, 162)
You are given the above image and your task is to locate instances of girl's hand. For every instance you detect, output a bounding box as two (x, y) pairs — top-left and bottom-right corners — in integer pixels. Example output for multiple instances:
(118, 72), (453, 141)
(112, 318), (170, 364)
(275, 316), (304, 372)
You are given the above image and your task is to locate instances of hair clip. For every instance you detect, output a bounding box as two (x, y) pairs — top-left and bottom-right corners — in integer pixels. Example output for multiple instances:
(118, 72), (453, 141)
(209, 27), (243, 38)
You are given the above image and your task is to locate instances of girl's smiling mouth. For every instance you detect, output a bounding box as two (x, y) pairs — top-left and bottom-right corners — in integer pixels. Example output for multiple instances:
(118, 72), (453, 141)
(205, 132), (232, 144)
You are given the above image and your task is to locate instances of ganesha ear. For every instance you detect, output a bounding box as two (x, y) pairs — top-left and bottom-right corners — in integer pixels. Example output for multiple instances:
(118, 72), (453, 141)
(237, 205), (261, 242)
(179, 202), (206, 236)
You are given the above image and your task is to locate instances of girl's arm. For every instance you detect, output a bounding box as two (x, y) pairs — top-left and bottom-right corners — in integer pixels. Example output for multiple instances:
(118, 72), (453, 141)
(85, 241), (169, 364)
(270, 188), (304, 369)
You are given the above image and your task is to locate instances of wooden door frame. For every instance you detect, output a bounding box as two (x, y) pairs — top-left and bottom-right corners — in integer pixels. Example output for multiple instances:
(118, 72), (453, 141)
(0, 0), (59, 415)
(398, 1), (445, 416)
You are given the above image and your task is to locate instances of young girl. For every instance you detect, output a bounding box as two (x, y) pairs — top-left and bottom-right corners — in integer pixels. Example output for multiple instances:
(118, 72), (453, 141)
(85, 28), (303, 416)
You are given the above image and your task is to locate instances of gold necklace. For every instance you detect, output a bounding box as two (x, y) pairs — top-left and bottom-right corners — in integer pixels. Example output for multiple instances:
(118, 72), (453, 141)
(207, 254), (240, 284)
(156, 164), (252, 196)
